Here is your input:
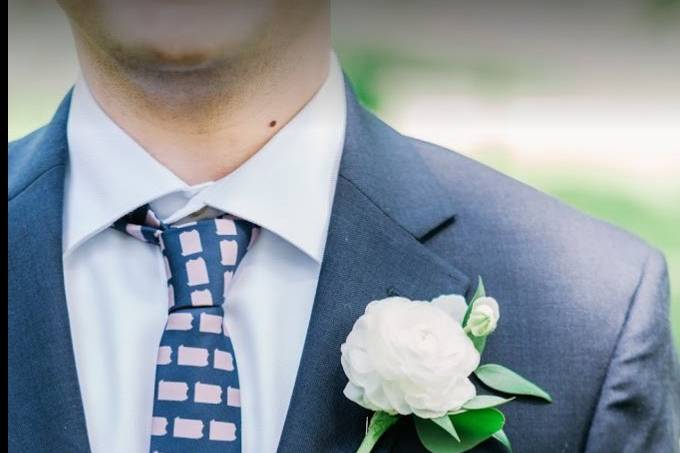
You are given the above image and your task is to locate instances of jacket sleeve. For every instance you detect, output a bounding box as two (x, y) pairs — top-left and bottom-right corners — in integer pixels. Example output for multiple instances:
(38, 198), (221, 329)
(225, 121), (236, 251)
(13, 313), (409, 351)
(585, 249), (680, 453)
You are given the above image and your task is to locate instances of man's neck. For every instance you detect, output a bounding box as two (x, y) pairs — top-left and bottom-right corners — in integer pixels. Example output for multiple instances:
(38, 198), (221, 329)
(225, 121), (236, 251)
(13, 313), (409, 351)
(74, 25), (330, 185)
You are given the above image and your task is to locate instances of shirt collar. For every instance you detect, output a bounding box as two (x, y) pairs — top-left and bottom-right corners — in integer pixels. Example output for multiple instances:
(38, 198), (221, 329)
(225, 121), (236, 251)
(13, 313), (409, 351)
(63, 52), (346, 263)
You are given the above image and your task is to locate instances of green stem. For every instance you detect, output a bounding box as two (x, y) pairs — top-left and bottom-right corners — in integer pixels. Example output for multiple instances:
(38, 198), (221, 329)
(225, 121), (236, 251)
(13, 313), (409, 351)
(356, 412), (399, 453)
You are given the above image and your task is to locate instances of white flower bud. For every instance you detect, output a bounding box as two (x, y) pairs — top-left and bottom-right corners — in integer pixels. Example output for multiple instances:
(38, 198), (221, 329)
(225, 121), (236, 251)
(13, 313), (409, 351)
(467, 297), (500, 337)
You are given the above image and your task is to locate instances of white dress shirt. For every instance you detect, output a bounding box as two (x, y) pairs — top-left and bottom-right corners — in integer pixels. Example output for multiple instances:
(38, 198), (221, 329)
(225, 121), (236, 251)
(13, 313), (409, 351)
(62, 54), (346, 453)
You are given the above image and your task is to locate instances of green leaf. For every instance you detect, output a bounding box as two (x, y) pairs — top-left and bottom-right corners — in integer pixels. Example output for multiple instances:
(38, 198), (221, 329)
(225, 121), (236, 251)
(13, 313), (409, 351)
(474, 364), (553, 403)
(462, 395), (515, 410)
(472, 276), (486, 301)
(470, 335), (487, 355)
(430, 415), (460, 441)
(492, 429), (512, 452)
(414, 408), (505, 453)
(463, 277), (486, 327)
(356, 412), (399, 453)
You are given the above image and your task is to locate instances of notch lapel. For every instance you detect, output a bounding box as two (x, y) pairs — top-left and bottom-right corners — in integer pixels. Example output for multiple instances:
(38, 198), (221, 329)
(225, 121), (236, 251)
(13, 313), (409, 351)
(277, 84), (470, 452)
(8, 93), (91, 452)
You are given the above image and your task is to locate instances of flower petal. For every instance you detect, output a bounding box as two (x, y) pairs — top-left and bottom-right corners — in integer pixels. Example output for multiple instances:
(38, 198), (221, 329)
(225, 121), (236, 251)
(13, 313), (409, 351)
(430, 294), (468, 323)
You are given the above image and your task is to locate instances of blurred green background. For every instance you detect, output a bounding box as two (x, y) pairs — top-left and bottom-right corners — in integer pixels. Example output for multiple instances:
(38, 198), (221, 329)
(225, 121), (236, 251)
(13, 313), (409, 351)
(8, 0), (680, 347)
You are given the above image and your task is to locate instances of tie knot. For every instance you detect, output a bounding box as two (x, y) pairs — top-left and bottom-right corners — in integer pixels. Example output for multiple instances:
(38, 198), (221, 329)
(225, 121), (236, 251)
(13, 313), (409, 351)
(113, 205), (258, 311)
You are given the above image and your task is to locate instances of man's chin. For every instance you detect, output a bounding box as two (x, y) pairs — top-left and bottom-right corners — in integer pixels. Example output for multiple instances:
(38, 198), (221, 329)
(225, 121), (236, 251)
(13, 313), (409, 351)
(109, 43), (235, 79)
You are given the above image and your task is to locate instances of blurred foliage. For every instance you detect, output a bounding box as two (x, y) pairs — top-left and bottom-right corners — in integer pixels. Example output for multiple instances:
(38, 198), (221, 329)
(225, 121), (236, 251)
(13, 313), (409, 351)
(644, 0), (680, 25)
(337, 49), (542, 111)
(648, 0), (680, 10)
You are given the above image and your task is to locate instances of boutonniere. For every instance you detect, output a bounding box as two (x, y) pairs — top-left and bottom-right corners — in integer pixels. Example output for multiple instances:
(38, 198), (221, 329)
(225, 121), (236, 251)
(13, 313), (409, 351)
(340, 278), (552, 453)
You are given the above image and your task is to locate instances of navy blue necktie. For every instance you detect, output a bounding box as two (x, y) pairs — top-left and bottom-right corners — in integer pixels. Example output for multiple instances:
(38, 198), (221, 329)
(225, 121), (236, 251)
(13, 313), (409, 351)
(113, 205), (258, 452)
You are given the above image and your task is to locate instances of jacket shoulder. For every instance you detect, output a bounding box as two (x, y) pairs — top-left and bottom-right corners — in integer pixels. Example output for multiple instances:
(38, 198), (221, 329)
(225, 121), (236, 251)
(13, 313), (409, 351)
(9, 125), (46, 171)
(405, 136), (672, 450)
(411, 136), (655, 273)
(9, 92), (72, 201)
(9, 125), (68, 201)
(406, 135), (662, 350)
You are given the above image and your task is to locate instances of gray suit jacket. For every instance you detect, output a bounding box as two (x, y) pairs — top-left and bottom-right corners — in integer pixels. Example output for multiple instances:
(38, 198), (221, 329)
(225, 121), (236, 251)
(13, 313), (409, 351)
(9, 82), (680, 452)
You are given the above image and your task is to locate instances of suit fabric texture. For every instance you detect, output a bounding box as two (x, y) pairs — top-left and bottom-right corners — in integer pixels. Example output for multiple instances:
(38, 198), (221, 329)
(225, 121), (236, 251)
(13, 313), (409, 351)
(8, 81), (680, 452)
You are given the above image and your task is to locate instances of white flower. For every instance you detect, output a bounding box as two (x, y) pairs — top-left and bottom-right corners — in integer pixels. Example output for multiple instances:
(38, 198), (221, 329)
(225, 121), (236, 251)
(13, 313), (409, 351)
(466, 297), (500, 337)
(340, 296), (480, 419)
(430, 294), (468, 323)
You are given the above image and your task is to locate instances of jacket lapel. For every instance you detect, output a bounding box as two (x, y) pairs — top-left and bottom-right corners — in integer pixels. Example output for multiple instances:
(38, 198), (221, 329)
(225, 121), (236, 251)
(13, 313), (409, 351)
(8, 93), (91, 452)
(277, 83), (470, 452)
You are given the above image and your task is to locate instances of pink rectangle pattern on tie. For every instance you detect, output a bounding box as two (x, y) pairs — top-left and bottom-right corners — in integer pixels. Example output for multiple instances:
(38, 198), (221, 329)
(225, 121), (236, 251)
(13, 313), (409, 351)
(157, 381), (189, 401)
(173, 417), (204, 439)
(186, 257), (209, 286)
(194, 382), (223, 404)
(166, 313), (193, 330)
(227, 387), (241, 407)
(213, 349), (234, 371)
(219, 240), (238, 266)
(199, 313), (222, 334)
(179, 230), (203, 256)
(209, 420), (237, 441)
(215, 218), (237, 235)
(151, 417), (168, 436)
(177, 345), (209, 367)
(190, 289), (213, 306)
(157, 346), (172, 365)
